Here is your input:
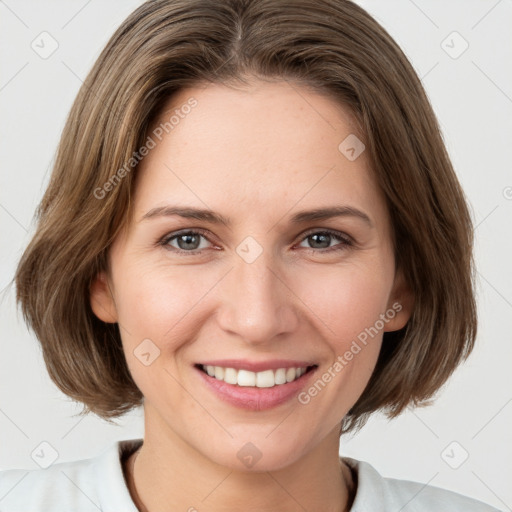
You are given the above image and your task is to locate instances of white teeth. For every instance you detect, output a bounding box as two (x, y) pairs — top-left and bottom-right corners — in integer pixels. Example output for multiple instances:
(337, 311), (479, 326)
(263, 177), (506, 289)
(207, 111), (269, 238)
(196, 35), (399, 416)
(224, 367), (238, 385)
(202, 365), (310, 387)
(286, 367), (296, 382)
(237, 369), (256, 387)
(274, 368), (287, 385)
(256, 370), (275, 388)
(214, 366), (224, 380)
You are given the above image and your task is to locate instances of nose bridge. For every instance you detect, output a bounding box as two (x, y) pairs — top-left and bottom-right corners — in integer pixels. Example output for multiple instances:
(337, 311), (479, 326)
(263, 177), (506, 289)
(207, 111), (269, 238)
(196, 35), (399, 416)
(217, 243), (297, 343)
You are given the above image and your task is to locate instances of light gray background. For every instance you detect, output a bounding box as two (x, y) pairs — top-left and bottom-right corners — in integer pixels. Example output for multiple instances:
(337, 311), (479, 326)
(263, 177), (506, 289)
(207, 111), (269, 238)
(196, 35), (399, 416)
(0, 0), (511, 510)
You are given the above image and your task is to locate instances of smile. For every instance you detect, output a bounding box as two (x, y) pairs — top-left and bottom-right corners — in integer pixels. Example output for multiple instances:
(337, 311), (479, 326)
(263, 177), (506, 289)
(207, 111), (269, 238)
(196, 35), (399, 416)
(199, 364), (316, 388)
(194, 360), (318, 411)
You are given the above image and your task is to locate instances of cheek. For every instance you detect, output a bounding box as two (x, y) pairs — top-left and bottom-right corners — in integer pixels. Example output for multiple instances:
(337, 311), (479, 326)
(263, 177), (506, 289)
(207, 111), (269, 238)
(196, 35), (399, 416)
(111, 264), (209, 397)
(110, 261), (212, 381)
(112, 258), (211, 336)
(292, 260), (392, 402)
(292, 266), (388, 420)
(293, 259), (393, 345)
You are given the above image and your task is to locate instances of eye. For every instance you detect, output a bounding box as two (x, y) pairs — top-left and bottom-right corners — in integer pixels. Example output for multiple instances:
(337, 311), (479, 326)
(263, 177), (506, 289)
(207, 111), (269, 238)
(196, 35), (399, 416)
(297, 229), (353, 252)
(158, 228), (353, 255)
(159, 229), (214, 254)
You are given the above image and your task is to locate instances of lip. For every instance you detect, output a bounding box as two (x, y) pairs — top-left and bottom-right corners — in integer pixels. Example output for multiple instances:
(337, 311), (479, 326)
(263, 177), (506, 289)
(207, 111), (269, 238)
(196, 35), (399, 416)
(197, 359), (315, 372)
(194, 363), (318, 411)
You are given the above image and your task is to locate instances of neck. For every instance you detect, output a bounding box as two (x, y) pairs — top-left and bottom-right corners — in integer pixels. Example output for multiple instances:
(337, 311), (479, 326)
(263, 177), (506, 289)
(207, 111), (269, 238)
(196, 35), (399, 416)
(125, 409), (354, 512)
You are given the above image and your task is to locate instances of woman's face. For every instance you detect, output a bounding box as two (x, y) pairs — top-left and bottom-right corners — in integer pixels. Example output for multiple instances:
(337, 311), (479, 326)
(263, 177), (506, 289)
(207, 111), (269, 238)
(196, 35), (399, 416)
(91, 79), (412, 471)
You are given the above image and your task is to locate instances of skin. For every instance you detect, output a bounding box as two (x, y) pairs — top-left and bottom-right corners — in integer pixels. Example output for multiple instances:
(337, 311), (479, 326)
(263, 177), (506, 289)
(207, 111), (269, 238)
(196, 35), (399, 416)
(90, 79), (413, 512)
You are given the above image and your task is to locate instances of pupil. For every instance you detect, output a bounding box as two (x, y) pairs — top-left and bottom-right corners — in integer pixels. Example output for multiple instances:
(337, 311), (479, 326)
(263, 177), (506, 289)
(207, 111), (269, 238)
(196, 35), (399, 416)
(310, 233), (330, 248)
(178, 234), (199, 250)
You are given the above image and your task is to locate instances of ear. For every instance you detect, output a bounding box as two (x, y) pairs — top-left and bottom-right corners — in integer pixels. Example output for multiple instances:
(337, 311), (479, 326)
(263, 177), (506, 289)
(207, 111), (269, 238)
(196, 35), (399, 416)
(89, 271), (118, 323)
(384, 268), (414, 332)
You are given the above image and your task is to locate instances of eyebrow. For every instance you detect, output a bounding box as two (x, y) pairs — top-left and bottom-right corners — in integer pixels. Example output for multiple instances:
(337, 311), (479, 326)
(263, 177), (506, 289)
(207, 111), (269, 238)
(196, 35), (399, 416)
(139, 205), (373, 228)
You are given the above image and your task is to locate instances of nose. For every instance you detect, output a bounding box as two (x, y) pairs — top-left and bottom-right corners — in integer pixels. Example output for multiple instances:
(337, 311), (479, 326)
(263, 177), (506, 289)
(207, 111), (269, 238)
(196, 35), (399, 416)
(216, 246), (299, 347)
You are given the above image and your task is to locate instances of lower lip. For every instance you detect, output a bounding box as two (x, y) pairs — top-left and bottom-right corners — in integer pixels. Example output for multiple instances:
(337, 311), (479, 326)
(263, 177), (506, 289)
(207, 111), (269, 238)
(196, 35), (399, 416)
(195, 366), (317, 411)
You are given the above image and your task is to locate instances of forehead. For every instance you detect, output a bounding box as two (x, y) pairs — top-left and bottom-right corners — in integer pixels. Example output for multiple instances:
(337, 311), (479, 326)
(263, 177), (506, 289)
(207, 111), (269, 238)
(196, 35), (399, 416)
(133, 80), (389, 231)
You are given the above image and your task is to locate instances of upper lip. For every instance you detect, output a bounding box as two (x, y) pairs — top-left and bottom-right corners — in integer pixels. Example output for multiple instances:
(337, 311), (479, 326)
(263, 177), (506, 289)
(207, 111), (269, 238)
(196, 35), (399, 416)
(196, 359), (317, 372)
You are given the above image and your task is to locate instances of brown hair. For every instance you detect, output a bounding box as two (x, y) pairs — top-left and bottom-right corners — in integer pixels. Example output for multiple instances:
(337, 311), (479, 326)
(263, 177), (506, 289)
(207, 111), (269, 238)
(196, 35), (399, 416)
(14, 0), (476, 432)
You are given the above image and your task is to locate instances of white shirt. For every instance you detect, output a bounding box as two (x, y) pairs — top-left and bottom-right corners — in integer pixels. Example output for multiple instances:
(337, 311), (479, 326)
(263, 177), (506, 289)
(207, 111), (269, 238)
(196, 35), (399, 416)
(0, 438), (502, 511)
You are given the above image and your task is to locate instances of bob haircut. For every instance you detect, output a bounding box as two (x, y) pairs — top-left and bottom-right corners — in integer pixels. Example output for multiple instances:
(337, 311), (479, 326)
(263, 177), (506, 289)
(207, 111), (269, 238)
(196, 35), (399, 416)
(15, 0), (476, 433)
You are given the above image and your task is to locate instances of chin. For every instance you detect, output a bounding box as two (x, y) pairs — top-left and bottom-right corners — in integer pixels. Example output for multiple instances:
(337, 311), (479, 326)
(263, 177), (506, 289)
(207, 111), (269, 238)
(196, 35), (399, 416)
(197, 429), (314, 473)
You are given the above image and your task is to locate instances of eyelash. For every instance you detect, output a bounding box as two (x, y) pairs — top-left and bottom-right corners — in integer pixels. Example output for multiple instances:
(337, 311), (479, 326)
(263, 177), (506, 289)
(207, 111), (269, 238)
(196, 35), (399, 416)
(157, 228), (354, 255)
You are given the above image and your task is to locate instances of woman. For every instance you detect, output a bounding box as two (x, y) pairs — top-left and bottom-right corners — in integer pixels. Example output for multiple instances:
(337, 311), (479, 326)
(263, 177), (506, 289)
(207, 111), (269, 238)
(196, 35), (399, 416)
(1, 0), (501, 510)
